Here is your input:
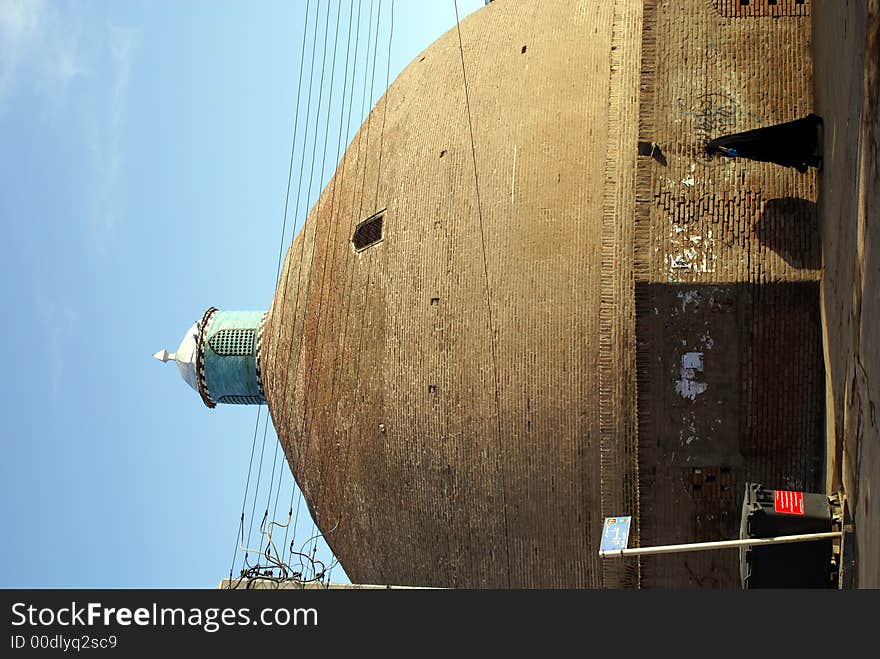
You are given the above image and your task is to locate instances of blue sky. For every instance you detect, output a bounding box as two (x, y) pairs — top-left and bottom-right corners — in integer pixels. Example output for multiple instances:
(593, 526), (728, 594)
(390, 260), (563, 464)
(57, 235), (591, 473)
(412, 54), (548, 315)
(0, 0), (484, 588)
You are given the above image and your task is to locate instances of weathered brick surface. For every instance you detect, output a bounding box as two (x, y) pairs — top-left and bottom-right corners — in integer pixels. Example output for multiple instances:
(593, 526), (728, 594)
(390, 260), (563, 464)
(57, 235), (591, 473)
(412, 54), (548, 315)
(260, 0), (827, 588)
(635, 282), (824, 587)
(262, 0), (643, 588)
(635, 0), (823, 587)
(713, 0), (811, 19)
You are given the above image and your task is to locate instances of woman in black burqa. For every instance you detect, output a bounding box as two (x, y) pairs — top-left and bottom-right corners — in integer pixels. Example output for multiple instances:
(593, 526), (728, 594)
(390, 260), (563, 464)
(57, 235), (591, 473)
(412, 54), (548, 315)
(705, 114), (823, 173)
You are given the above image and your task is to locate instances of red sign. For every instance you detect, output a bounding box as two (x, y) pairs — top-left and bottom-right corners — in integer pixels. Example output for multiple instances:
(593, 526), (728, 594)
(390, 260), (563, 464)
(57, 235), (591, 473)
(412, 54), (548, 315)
(774, 490), (805, 515)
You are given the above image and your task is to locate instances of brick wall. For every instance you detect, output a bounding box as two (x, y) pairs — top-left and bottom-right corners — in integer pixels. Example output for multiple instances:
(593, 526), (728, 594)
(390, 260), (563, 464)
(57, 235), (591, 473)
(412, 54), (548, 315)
(635, 0), (824, 587)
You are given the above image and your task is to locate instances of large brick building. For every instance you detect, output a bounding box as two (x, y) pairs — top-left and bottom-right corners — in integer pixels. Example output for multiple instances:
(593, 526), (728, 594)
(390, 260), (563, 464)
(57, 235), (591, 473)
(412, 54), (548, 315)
(162, 0), (826, 587)
(258, 0), (824, 588)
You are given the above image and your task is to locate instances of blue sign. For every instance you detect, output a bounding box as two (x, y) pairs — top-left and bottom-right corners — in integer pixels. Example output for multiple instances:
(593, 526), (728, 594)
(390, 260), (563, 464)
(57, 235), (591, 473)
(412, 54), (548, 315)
(600, 516), (632, 553)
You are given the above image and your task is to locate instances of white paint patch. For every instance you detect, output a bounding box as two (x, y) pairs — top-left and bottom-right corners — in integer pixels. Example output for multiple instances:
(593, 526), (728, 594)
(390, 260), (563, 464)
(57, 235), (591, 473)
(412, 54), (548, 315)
(682, 351), (703, 370)
(676, 289), (701, 312)
(667, 222), (717, 282)
(675, 351), (707, 400)
(700, 332), (715, 350)
(679, 411), (699, 447)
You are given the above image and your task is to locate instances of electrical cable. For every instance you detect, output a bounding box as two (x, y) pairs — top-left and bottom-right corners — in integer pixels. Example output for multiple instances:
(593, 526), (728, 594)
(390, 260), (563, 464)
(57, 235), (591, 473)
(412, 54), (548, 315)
(453, 0), (512, 587)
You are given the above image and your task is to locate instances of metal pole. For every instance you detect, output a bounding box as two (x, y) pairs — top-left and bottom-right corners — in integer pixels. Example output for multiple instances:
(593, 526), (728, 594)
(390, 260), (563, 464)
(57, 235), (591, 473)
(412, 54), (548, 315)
(599, 531), (843, 558)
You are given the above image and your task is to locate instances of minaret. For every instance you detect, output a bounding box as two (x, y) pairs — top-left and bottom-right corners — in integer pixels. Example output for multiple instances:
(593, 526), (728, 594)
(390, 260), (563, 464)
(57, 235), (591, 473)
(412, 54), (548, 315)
(155, 308), (267, 407)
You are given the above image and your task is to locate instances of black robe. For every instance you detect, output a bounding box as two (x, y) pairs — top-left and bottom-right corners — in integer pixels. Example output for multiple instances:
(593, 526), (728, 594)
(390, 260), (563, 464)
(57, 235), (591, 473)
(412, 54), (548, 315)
(705, 114), (823, 173)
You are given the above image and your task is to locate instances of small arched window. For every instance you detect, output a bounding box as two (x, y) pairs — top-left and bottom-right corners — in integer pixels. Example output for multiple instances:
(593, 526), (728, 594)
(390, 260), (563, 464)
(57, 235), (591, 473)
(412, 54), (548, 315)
(209, 328), (255, 356)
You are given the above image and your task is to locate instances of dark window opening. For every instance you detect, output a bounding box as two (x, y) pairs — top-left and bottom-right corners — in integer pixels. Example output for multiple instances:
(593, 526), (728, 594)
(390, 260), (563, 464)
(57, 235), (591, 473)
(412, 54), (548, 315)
(209, 328), (255, 356)
(352, 210), (385, 251)
(740, 0), (749, 5)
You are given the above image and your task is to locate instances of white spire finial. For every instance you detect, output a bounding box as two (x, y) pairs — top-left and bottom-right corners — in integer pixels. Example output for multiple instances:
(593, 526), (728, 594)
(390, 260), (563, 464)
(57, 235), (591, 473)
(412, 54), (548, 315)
(153, 349), (176, 363)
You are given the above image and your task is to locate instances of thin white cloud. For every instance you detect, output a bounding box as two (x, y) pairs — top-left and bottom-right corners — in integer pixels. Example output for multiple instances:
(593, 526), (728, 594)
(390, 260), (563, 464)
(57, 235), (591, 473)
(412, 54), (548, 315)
(0, 0), (45, 99)
(36, 295), (78, 403)
(0, 0), (85, 106)
(89, 24), (137, 250)
(1, 3), (137, 251)
(44, 21), (85, 95)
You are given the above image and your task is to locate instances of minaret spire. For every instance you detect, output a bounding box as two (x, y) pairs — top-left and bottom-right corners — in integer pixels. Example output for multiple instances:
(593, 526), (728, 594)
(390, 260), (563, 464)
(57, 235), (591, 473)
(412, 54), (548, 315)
(153, 349), (176, 362)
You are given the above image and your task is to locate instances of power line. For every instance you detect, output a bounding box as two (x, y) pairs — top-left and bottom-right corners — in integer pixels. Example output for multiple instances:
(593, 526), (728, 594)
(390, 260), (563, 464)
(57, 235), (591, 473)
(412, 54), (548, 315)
(357, 0), (383, 215)
(275, 0), (314, 285)
(452, 0), (511, 587)
(275, 0), (339, 569)
(228, 405), (263, 581)
(374, 0), (394, 208)
(291, 0), (348, 566)
(306, 0), (384, 567)
(326, 0), (396, 584)
(229, 0), (315, 583)
(247, 0), (328, 578)
(306, 0), (385, 562)
(284, 0), (366, 571)
(239, 408), (272, 575)
(270, 0), (326, 567)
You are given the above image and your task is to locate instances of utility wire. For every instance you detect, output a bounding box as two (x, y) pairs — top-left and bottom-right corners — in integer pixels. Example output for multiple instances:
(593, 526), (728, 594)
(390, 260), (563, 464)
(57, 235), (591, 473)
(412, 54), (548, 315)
(229, 0), (315, 583)
(292, 0), (347, 566)
(282, 0), (360, 568)
(266, 0), (346, 558)
(307, 0), (384, 565)
(313, 0), (374, 548)
(271, 0), (325, 565)
(374, 0), (394, 208)
(327, 0), (394, 584)
(273, 0), (357, 539)
(287, 0), (377, 572)
(228, 405), (263, 581)
(283, 0), (367, 572)
(453, 0), (511, 587)
(244, 0), (327, 577)
(276, 0), (337, 569)
(239, 408), (272, 575)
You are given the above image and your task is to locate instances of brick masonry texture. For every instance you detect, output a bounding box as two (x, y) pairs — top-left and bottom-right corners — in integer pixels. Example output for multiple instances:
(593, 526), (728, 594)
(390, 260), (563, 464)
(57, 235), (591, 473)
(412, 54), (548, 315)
(714, 0), (810, 19)
(260, 0), (826, 588)
(635, 0), (823, 587)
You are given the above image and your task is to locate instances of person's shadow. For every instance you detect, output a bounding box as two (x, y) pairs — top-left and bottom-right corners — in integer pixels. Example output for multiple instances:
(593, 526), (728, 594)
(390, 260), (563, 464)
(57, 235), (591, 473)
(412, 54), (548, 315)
(753, 197), (821, 269)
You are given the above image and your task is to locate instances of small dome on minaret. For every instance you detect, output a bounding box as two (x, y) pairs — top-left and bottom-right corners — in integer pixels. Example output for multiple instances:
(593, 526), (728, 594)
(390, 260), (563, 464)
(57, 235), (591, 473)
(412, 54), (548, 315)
(155, 307), (267, 408)
(154, 320), (200, 393)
